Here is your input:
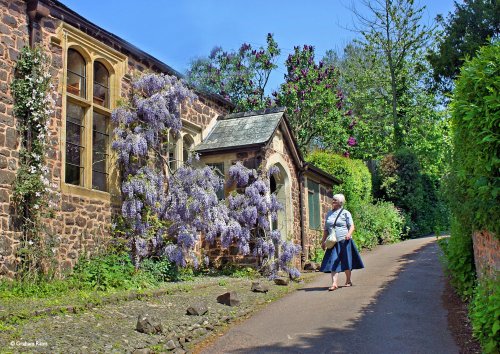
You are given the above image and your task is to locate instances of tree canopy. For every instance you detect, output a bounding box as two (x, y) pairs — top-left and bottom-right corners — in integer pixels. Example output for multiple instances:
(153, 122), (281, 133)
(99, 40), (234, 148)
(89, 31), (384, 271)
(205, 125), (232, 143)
(427, 0), (500, 94)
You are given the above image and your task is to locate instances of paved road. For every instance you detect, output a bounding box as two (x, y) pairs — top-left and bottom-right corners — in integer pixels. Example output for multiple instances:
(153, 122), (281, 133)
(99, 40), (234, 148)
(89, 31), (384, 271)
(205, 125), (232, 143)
(200, 237), (458, 354)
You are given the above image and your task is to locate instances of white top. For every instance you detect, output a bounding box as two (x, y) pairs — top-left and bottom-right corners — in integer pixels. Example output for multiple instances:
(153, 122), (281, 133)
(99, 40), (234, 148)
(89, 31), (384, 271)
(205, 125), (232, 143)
(324, 208), (353, 241)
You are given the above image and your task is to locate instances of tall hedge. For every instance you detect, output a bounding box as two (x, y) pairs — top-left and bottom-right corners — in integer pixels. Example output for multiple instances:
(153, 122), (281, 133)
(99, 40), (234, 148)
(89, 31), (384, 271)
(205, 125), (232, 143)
(449, 41), (499, 237)
(306, 151), (372, 210)
(446, 42), (499, 353)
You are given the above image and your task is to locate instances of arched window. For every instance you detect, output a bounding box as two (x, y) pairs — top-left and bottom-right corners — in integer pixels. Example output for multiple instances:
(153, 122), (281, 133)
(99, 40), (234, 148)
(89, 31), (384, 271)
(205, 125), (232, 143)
(183, 134), (194, 163)
(93, 61), (109, 108)
(66, 48), (86, 98)
(168, 132), (178, 172)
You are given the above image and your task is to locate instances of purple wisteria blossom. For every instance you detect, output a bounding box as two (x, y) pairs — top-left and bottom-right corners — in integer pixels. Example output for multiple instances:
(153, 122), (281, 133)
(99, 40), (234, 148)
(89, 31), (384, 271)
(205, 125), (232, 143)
(113, 73), (301, 278)
(226, 163), (301, 278)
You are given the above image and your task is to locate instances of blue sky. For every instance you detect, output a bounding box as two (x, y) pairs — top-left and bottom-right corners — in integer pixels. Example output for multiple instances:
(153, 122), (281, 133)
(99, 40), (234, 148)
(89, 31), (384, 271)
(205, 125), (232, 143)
(59, 0), (457, 92)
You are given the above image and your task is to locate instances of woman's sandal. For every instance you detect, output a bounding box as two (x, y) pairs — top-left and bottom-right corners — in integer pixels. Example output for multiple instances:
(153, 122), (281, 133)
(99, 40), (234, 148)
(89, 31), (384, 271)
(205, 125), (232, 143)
(344, 282), (353, 287)
(328, 285), (339, 291)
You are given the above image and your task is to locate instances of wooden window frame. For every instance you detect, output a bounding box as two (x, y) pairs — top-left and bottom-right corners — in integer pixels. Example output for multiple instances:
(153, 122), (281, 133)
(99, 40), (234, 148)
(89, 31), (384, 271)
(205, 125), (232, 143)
(307, 179), (321, 230)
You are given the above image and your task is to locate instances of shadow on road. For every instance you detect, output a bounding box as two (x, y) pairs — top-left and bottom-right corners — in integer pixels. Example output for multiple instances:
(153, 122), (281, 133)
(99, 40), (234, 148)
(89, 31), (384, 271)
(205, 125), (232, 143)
(223, 241), (455, 354)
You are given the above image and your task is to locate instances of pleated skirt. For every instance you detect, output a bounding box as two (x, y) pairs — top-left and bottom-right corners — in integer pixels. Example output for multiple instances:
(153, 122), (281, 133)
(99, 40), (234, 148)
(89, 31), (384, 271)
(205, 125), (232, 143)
(320, 239), (365, 273)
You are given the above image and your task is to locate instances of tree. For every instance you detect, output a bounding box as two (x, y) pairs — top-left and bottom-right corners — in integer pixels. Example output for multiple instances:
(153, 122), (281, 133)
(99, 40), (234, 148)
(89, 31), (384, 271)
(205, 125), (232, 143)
(323, 45), (393, 159)
(276, 45), (352, 154)
(427, 0), (500, 94)
(352, 0), (435, 149)
(186, 34), (280, 111)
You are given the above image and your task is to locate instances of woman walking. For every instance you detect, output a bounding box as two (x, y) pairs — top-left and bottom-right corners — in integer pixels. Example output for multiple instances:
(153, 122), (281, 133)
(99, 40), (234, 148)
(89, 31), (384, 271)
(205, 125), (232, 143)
(320, 194), (364, 291)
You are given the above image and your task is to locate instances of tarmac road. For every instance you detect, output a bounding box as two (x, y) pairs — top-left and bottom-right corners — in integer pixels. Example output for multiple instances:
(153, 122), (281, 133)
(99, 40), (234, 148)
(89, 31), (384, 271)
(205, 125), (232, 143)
(200, 236), (459, 354)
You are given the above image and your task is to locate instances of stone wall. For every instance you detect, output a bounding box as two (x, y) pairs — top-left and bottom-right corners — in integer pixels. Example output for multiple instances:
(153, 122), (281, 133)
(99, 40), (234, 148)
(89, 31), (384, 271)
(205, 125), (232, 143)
(472, 230), (499, 276)
(0, 0), (30, 278)
(0, 1), (229, 278)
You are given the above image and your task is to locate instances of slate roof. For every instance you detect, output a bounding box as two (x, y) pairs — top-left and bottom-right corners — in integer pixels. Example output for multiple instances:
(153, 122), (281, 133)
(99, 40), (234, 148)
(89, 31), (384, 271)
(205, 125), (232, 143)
(195, 107), (285, 152)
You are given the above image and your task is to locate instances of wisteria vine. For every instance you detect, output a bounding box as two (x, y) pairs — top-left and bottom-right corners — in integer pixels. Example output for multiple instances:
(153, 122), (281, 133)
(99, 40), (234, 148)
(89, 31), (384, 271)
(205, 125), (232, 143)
(113, 73), (301, 277)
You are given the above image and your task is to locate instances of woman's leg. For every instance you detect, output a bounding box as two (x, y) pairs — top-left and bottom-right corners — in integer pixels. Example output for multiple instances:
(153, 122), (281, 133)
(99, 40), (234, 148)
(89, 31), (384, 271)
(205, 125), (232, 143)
(344, 269), (352, 286)
(329, 272), (339, 290)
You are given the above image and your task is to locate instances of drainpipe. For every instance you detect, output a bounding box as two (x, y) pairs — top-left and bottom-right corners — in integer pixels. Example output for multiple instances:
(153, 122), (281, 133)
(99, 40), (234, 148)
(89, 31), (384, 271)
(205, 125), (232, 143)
(298, 167), (306, 267)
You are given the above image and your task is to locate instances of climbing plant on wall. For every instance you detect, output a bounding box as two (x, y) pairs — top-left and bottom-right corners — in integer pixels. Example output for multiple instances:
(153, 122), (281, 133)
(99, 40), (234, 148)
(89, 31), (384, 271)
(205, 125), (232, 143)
(11, 46), (56, 277)
(112, 73), (301, 277)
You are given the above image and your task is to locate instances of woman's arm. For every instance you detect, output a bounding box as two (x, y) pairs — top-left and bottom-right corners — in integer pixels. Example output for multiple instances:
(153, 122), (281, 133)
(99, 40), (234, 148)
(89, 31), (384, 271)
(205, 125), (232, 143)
(345, 222), (355, 240)
(321, 228), (328, 250)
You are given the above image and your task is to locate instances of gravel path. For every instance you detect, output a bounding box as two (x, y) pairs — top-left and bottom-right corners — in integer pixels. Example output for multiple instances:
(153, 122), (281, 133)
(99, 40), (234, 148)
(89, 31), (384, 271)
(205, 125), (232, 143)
(0, 275), (316, 353)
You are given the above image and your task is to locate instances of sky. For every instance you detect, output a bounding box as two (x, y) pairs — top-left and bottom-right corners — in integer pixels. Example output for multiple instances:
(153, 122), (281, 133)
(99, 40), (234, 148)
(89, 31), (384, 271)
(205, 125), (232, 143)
(58, 0), (458, 93)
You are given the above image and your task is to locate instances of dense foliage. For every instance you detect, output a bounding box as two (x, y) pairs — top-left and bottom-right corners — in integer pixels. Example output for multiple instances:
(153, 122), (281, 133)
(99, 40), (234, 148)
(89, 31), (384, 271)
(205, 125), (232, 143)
(10, 46), (57, 278)
(275, 45), (352, 153)
(354, 201), (405, 248)
(469, 273), (500, 353)
(186, 33), (280, 111)
(306, 151), (371, 210)
(448, 42), (499, 237)
(440, 42), (499, 353)
(352, 0), (434, 150)
(428, 0), (500, 94)
(378, 149), (448, 236)
(438, 220), (476, 299)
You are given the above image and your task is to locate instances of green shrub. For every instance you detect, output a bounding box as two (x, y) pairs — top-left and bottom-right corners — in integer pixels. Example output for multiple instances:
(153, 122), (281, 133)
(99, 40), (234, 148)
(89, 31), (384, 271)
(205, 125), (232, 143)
(377, 149), (448, 237)
(438, 219), (476, 300)
(71, 252), (137, 291)
(353, 201), (405, 249)
(309, 248), (325, 263)
(306, 151), (372, 210)
(140, 257), (178, 282)
(470, 273), (500, 353)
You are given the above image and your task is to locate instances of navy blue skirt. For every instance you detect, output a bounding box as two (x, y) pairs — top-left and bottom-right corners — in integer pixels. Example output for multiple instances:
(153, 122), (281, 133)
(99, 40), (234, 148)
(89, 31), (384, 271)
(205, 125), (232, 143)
(320, 239), (364, 273)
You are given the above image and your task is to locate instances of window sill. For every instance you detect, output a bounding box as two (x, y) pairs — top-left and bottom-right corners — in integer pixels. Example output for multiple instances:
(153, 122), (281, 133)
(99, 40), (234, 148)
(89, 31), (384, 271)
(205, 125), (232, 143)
(61, 183), (116, 202)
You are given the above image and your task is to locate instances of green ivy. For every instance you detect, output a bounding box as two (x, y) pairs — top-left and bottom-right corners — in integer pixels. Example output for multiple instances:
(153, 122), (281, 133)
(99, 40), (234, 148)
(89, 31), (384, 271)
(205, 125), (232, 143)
(470, 273), (500, 353)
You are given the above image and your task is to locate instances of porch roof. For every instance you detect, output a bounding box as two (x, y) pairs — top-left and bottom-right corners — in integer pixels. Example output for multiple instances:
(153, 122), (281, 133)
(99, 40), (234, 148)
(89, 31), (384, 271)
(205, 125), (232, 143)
(194, 107), (285, 152)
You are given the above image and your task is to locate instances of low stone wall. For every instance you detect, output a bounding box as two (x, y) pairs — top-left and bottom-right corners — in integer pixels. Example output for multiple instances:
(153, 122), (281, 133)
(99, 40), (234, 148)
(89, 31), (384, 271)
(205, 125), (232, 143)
(472, 230), (499, 276)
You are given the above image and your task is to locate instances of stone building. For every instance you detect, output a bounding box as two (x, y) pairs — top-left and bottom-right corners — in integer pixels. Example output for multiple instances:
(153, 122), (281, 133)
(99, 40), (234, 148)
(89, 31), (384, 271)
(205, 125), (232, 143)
(0, 0), (339, 278)
(195, 108), (340, 266)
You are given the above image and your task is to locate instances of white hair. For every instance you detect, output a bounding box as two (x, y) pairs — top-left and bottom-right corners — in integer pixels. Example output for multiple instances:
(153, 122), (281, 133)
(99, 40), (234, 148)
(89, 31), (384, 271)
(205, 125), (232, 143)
(332, 194), (346, 206)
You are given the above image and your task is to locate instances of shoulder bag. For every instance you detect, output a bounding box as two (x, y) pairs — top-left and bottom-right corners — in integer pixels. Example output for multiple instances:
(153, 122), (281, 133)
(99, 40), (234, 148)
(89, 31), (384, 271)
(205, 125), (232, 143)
(325, 208), (344, 249)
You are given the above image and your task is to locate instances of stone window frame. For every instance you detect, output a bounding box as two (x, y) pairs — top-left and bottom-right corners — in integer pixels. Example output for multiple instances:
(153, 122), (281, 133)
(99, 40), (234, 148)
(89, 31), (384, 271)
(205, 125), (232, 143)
(307, 178), (321, 230)
(167, 119), (202, 172)
(57, 23), (127, 200)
